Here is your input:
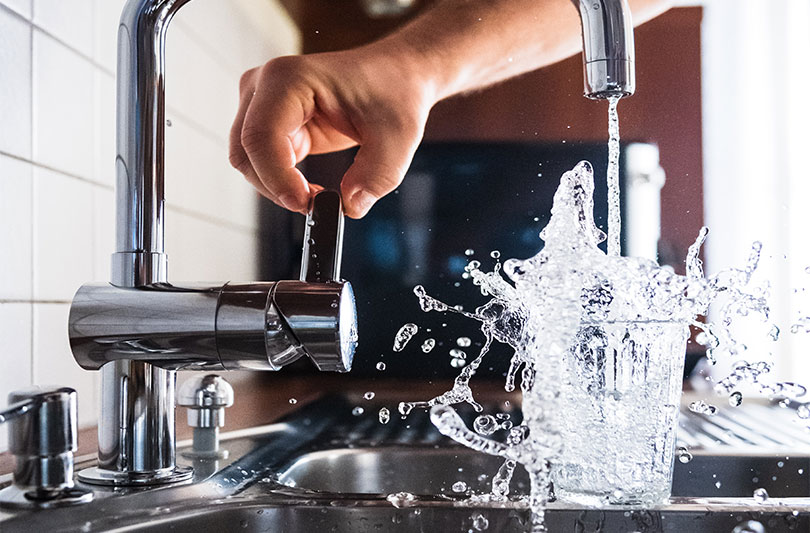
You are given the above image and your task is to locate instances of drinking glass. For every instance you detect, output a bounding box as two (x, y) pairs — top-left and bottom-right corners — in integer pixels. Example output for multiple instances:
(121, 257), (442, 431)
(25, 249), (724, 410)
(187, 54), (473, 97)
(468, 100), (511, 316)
(552, 320), (688, 506)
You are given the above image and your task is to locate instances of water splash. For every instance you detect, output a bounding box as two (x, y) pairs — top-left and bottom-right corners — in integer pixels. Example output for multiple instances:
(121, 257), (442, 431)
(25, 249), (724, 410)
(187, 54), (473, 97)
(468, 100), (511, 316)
(391, 99), (805, 526)
(394, 157), (782, 524)
(393, 323), (418, 351)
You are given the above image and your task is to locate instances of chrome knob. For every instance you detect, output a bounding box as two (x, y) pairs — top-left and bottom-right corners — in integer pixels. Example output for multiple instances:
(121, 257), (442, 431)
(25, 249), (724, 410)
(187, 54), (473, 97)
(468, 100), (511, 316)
(177, 375), (233, 458)
(0, 386), (93, 508)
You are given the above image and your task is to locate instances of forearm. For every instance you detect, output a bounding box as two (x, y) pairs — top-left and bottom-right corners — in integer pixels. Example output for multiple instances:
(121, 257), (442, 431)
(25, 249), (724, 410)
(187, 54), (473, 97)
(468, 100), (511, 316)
(370, 0), (673, 102)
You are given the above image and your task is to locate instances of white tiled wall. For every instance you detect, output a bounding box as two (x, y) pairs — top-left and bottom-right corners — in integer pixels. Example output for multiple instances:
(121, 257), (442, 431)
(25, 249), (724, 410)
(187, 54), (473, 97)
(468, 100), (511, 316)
(0, 0), (300, 451)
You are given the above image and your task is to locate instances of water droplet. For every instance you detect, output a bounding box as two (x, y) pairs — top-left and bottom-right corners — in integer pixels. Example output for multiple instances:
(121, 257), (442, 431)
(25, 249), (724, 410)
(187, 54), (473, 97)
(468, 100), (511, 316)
(777, 460), (784, 468)
(376, 361), (387, 371)
(752, 487), (769, 502)
(378, 407), (390, 424)
(473, 414), (498, 435)
(779, 398), (790, 408)
(452, 481), (467, 493)
(768, 324), (780, 341)
(393, 323), (418, 351)
(490, 250), (500, 259)
(456, 337), (472, 347)
(507, 425), (529, 445)
(471, 513), (489, 531)
(288, 398), (297, 404)
(398, 402), (414, 416)
(465, 249), (475, 256)
(688, 400), (717, 415)
(364, 391), (375, 400)
(797, 404), (810, 419)
(386, 491), (415, 508)
(732, 520), (765, 533)
(352, 406), (364, 416)
(413, 285), (449, 312)
(421, 338), (436, 353)
(715, 481), (722, 489)
(450, 357), (466, 368)
(729, 391), (743, 406)
(449, 348), (467, 360)
(676, 446), (693, 463)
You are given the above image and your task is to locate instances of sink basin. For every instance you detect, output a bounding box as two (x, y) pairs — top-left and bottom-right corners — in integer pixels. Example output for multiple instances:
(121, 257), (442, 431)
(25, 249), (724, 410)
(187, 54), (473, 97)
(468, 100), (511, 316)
(1, 395), (808, 532)
(276, 446), (810, 499)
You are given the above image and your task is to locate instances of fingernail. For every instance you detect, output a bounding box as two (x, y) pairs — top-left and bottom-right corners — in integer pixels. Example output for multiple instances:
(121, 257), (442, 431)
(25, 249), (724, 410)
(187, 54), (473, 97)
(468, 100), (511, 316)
(351, 190), (377, 217)
(278, 194), (301, 212)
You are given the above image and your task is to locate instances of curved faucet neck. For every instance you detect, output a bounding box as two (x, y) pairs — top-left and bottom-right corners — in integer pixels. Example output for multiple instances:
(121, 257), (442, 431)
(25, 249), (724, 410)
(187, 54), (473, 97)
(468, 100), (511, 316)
(571, 0), (636, 99)
(115, 0), (192, 287)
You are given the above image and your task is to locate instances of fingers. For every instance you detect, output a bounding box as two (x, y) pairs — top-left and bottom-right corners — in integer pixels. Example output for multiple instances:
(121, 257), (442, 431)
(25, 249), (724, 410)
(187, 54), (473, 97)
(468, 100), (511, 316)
(239, 63), (314, 214)
(340, 118), (423, 219)
(229, 70), (275, 202)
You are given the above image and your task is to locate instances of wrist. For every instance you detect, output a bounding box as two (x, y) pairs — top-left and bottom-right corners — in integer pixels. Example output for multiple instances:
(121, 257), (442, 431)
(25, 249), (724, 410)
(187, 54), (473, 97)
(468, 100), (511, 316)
(361, 31), (454, 106)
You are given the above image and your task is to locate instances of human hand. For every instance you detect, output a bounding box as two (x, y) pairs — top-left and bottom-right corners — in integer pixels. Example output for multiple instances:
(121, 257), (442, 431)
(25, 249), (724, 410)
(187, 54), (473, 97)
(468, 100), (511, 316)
(229, 44), (436, 218)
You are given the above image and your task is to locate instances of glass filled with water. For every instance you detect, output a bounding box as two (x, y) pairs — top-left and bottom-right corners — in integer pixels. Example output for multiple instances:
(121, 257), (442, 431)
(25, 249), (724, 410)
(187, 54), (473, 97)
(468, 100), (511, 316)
(552, 320), (689, 506)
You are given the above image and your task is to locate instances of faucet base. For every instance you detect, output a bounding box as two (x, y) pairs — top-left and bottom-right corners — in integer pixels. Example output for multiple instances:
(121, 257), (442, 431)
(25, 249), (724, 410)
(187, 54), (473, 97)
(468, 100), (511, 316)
(0, 484), (93, 509)
(77, 465), (192, 487)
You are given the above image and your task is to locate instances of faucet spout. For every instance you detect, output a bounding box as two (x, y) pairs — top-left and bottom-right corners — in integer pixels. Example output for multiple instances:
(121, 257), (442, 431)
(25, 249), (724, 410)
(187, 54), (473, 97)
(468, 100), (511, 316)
(571, 0), (635, 99)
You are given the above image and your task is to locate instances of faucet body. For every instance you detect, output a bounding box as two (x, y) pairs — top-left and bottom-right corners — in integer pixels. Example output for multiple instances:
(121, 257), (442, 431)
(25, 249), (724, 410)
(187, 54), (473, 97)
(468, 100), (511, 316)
(68, 0), (356, 486)
(571, 0), (635, 98)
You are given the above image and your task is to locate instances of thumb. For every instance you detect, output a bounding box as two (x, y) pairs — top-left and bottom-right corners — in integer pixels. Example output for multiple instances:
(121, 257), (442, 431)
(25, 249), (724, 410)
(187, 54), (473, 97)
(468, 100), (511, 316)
(340, 119), (423, 218)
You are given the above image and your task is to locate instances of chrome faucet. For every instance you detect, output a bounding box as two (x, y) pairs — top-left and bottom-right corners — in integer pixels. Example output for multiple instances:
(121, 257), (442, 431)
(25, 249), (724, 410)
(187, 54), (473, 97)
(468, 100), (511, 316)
(571, 0), (635, 98)
(67, 0), (357, 486)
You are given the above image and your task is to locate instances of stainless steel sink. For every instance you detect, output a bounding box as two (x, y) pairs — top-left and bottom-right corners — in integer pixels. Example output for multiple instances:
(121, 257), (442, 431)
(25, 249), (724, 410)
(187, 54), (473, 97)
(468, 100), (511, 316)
(1, 395), (808, 532)
(276, 446), (810, 500)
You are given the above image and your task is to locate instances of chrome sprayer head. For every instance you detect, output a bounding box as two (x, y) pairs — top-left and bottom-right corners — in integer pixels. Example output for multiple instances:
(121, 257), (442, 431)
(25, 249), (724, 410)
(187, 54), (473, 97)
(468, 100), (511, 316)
(571, 0), (636, 99)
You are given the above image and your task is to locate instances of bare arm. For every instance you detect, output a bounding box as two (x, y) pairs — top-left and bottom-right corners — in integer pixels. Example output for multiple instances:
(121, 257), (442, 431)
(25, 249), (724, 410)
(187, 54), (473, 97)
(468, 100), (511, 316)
(229, 0), (673, 218)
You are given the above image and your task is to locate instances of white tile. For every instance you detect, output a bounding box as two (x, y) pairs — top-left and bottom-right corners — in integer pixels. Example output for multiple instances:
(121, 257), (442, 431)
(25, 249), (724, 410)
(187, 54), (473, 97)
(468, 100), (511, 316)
(0, 0), (31, 19)
(165, 209), (257, 282)
(92, 0), (125, 73)
(0, 155), (33, 299)
(32, 167), (94, 300)
(93, 69), (115, 187)
(92, 186), (114, 281)
(32, 29), (94, 179)
(164, 116), (258, 231)
(32, 303), (97, 428)
(0, 303), (33, 452)
(0, 8), (32, 159)
(32, 0), (92, 57)
(175, 0), (300, 69)
(166, 23), (239, 142)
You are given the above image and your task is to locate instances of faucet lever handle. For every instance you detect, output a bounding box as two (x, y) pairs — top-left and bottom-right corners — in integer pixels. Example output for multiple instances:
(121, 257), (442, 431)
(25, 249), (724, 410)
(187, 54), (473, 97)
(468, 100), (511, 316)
(300, 189), (345, 283)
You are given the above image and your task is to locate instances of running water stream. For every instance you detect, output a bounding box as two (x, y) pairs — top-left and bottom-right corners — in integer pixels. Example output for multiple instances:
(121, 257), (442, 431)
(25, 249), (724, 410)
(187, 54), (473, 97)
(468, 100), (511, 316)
(392, 98), (803, 531)
(606, 95), (622, 257)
